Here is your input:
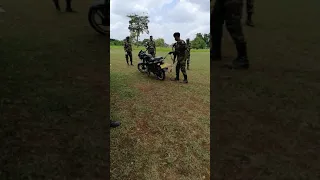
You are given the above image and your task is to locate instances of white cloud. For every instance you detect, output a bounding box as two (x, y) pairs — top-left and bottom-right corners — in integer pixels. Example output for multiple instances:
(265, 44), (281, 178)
(110, 0), (210, 44)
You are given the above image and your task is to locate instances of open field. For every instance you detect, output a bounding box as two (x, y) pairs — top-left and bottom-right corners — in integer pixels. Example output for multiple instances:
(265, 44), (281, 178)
(211, 0), (320, 179)
(110, 47), (210, 179)
(0, 1), (110, 179)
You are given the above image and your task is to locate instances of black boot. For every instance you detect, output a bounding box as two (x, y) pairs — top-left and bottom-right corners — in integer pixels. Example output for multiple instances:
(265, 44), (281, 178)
(65, 0), (74, 12)
(182, 75), (188, 83)
(53, 0), (61, 11)
(110, 121), (120, 128)
(171, 72), (179, 81)
(224, 43), (249, 69)
(187, 64), (189, 70)
(246, 13), (254, 27)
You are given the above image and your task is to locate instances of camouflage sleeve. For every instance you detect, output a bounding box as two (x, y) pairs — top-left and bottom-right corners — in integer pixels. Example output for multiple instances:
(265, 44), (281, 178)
(123, 42), (126, 51)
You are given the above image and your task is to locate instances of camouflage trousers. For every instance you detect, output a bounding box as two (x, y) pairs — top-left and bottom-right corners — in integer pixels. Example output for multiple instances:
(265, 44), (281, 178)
(211, 0), (246, 53)
(176, 57), (187, 77)
(246, 0), (254, 14)
(186, 54), (190, 66)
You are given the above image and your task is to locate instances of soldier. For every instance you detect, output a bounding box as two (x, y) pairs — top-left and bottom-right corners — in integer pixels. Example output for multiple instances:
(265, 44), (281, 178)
(170, 32), (188, 83)
(186, 38), (191, 70)
(123, 36), (133, 66)
(52, 0), (74, 12)
(211, 0), (250, 69)
(147, 36), (156, 57)
(246, 0), (254, 27)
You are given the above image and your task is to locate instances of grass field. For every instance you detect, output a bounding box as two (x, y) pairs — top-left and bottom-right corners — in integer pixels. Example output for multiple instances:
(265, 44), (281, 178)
(110, 46), (210, 179)
(0, 1), (110, 179)
(211, 0), (320, 179)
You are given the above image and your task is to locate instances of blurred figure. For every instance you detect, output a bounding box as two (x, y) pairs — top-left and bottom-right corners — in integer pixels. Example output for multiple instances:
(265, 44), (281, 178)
(211, 0), (250, 69)
(246, 0), (255, 27)
(53, 0), (75, 12)
(147, 36), (156, 57)
(123, 36), (133, 66)
(186, 38), (191, 70)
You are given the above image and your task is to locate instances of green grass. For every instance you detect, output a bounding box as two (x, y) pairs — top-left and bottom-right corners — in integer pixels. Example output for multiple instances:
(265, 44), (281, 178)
(110, 47), (210, 179)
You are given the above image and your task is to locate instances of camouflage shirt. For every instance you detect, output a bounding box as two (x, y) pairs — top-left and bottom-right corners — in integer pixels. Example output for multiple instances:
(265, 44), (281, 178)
(147, 40), (156, 50)
(186, 42), (191, 53)
(123, 40), (132, 52)
(174, 39), (187, 57)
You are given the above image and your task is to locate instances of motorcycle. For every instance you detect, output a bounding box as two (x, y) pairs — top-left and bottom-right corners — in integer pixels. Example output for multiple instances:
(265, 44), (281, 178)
(137, 50), (172, 80)
(88, 0), (109, 35)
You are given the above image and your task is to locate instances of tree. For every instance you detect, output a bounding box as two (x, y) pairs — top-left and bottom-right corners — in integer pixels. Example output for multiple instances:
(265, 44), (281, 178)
(127, 13), (150, 45)
(203, 33), (210, 48)
(191, 33), (207, 49)
(155, 38), (165, 47)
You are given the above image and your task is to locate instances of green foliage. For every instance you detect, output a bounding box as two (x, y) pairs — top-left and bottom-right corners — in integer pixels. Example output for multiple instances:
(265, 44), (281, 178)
(191, 33), (207, 49)
(110, 39), (123, 46)
(155, 38), (165, 47)
(127, 13), (150, 44)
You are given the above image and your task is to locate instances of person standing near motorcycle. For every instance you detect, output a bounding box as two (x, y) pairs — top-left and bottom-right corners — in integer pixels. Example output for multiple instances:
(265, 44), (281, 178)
(170, 32), (188, 83)
(147, 36), (156, 57)
(186, 38), (191, 70)
(52, 0), (75, 12)
(123, 36), (133, 66)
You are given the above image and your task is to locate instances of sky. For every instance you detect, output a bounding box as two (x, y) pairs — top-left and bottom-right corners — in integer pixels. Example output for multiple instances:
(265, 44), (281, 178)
(110, 0), (210, 44)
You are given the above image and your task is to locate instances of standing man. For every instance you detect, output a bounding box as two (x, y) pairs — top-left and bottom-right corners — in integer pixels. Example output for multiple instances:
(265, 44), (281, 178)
(52, 0), (74, 12)
(246, 0), (254, 27)
(147, 36), (156, 57)
(170, 32), (188, 83)
(211, 0), (250, 69)
(123, 36), (133, 66)
(186, 38), (191, 70)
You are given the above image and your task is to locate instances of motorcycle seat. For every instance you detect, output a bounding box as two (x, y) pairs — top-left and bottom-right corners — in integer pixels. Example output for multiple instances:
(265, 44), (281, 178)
(151, 57), (163, 61)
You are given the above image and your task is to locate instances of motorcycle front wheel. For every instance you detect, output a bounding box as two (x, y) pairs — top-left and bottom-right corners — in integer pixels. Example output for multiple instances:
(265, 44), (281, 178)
(137, 63), (148, 73)
(88, 7), (108, 35)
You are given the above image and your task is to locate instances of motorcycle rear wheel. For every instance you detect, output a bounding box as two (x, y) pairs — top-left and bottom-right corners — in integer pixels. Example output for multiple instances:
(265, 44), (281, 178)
(88, 7), (108, 35)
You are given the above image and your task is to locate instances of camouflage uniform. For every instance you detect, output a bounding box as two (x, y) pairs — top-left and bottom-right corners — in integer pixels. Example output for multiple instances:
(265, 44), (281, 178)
(174, 40), (188, 80)
(211, 0), (249, 68)
(186, 40), (191, 70)
(246, 0), (254, 26)
(123, 40), (133, 65)
(147, 40), (156, 57)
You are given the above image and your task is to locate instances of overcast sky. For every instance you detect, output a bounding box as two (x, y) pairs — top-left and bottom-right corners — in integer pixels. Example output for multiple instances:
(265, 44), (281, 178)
(110, 0), (210, 44)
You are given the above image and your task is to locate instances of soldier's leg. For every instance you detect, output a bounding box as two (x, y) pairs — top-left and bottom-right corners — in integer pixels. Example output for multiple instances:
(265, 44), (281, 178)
(186, 54), (190, 70)
(53, 0), (61, 11)
(125, 53), (129, 65)
(174, 61), (181, 80)
(211, 0), (225, 60)
(224, 0), (249, 68)
(246, 0), (254, 26)
(129, 52), (133, 65)
(65, 0), (73, 12)
(180, 60), (188, 83)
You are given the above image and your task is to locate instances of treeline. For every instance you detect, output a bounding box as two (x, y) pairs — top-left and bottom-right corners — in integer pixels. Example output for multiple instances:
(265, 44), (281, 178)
(110, 32), (210, 49)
